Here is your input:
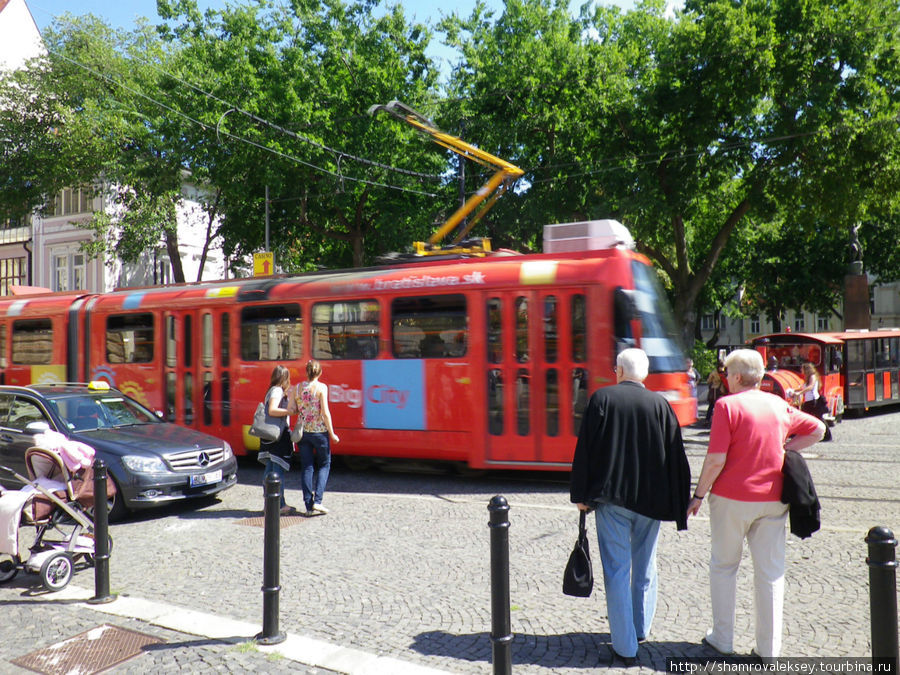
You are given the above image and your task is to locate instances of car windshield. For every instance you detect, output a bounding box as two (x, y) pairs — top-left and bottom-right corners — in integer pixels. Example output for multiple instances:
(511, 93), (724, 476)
(50, 393), (160, 432)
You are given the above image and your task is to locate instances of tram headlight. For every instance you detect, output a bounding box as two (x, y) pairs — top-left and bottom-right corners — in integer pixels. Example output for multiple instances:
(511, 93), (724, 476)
(122, 455), (168, 474)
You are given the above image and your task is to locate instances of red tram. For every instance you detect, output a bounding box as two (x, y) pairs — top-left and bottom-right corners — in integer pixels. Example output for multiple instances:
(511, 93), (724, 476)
(752, 329), (900, 419)
(0, 221), (694, 471)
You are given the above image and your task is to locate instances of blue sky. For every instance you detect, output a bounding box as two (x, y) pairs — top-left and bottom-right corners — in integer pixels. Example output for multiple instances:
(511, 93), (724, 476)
(26, 0), (638, 76)
(27, 0), (637, 33)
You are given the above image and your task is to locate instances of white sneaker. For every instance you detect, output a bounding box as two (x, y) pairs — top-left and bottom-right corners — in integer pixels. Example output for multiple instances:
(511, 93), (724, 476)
(312, 503), (330, 515)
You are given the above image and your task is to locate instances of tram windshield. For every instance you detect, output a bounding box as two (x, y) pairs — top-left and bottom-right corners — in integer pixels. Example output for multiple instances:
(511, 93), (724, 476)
(628, 261), (686, 372)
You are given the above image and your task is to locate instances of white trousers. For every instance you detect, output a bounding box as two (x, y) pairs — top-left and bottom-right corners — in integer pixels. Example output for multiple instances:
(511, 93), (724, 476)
(707, 494), (789, 657)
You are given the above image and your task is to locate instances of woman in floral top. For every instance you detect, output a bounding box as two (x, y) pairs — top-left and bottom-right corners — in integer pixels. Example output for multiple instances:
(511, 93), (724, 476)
(291, 359), (339, 515)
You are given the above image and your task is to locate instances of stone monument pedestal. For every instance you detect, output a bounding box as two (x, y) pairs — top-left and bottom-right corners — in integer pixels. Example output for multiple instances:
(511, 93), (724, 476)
(844, 273), (870, 330)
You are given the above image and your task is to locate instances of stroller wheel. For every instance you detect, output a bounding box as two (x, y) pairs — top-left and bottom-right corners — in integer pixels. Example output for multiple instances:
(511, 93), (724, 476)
(0, 554), (18, 583)
(40, 552), (74, 592)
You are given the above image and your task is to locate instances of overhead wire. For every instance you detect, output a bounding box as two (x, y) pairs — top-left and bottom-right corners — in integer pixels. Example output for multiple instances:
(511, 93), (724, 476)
(44, 48), (439, 198)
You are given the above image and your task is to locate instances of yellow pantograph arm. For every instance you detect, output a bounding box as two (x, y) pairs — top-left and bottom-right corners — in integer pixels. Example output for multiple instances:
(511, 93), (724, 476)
(368, 100), (524, 249)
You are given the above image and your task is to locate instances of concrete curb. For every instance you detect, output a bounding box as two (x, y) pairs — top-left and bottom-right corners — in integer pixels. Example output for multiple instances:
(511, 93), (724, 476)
(49, 585), (449, 675)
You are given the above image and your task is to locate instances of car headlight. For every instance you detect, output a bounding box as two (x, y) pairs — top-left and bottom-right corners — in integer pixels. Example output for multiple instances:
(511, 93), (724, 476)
(121, 454), (168, 474)
(223, 441), (234, 461)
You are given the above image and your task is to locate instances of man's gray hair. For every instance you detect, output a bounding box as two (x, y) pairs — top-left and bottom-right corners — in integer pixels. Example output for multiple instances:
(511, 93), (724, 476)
(617, 348), (649, 381)
(724, 349), (764, 385)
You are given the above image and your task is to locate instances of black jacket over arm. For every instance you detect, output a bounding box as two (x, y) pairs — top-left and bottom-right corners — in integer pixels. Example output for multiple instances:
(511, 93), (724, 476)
(570, 381), (692, 530)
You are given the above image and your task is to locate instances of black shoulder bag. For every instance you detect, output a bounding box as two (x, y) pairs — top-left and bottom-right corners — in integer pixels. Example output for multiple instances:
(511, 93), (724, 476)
(563, 510), (594, 597)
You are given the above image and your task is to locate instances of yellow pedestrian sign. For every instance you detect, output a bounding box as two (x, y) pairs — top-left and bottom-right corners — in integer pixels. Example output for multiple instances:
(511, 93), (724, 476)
(254, 252), (274, 276)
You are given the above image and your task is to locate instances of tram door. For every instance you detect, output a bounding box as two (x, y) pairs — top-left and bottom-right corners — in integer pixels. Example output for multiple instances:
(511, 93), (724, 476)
(872, 337), (899, 403)
(485, 292), (538, 464)
(484, 291), (576, 467)
(163, 310), (197, 427)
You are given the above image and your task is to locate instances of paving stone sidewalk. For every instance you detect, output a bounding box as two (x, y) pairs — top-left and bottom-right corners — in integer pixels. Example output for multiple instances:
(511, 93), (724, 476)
(1, 404), (898, 674)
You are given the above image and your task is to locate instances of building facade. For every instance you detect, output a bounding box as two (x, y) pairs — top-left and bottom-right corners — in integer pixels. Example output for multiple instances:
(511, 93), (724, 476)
(0, 0), (227, 296)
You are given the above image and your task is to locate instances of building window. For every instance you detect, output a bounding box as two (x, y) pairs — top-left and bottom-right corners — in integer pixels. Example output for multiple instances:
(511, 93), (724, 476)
(817, 314), (830, 331)
(794, 313), (805, 332)
(700, 314), (715, 331)
(0, 257), (27, 296)
(750, 315), (760, 333)
(52, 251), (86, 292)
(51, 187), (94, 217)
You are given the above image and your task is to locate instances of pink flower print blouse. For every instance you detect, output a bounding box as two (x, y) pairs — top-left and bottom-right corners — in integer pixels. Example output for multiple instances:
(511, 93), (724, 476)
(297, 382), (327, 433)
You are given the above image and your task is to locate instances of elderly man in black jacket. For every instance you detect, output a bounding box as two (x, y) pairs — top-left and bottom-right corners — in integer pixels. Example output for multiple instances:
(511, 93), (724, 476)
(571, 348), (691, 665)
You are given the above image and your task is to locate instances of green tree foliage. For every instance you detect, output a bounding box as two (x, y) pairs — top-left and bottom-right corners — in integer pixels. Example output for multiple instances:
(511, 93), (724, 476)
(441, 0), (900, 342)
(156, 0), (447, 270)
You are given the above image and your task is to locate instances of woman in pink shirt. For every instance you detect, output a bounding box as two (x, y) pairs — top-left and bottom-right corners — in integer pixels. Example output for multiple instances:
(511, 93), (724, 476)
(687, 349), (824, 659)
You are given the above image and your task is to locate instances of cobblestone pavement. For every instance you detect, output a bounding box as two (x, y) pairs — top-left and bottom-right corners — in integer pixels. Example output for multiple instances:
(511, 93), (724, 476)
(1, 403), (898, 673)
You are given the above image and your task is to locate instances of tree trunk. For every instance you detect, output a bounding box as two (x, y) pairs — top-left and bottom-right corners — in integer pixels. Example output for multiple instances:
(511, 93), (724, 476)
(165, 228), (186, 284)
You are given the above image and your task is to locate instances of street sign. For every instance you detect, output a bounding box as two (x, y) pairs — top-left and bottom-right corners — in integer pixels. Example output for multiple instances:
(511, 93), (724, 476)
(253, 252), (274, 276)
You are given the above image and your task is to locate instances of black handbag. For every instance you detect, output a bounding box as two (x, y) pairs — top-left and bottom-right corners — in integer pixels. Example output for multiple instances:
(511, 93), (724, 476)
(563, 510), (594, 597)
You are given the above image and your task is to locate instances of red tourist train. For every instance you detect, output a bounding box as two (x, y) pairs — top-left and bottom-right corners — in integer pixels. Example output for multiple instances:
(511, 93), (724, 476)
(0, 220), (694, 471)
(752, 329), (900, 420)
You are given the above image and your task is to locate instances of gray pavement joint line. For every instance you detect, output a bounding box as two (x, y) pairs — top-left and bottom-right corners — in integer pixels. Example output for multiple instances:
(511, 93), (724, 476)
(44, 585), (451, 675)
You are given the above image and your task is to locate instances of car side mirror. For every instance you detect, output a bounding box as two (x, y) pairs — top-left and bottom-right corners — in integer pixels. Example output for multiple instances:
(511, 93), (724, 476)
(24, 421), (50, 435)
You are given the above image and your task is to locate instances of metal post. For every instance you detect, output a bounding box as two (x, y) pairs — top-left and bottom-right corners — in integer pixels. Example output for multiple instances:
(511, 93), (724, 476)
(256, 472), (285, 645)
(88, 459), (115, 604)
(866, 526), (899, 669)
(488, 495), (512, 675)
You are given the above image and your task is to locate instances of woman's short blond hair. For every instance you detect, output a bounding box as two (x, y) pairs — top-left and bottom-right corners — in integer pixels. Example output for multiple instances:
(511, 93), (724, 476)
(723, 349), (764, 386)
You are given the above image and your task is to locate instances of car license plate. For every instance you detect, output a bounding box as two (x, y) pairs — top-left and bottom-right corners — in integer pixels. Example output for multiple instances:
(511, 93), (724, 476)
(190, 469), (222, 487)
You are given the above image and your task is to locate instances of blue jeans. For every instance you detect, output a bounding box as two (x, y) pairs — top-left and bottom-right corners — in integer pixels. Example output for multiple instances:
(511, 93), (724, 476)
(594, 503), (661, 658)
(263, 458), (287, 508)
(299, 433), (331, 510)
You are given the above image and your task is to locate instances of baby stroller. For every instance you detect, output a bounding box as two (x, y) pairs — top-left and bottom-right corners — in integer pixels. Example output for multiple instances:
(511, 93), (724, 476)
(0, 441), (112, 592)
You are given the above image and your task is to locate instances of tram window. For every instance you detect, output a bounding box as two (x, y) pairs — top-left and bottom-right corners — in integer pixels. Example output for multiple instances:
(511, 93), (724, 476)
(572, 368), (588, 434)
(184, 372), (194, 424)
(515, 297), (529, 363)
(516, 368), (530, 435)
(892, 338), (899, 368)
(847, 341), (864, 371)
(11, 319), (52, 365)
(0, 324), (7, 369)
(864, 340), (875, 370)
(165, 371), (176, 422)
(392, 294), (466, 359)
(875, 339), (890, 368)
(543, 296), (558, 363)
(166, 316), (176, 368)
(572, 295), (586, 362)
(241, 304), (303, 361)
(487, 298), (502, 364)
(184, 315), (192, 367)
(613, 287), (636, 354)
(488, 369), (503, 435)
(106, 314), (154, 364)
(546, 368), (559, 436)
(630, 261), (686, 372)
(312, 300), (378, 360)
(221, 371), (231, 426)
(202, 314), (213, 368)
(221, 314), (230, 366)
(202, 372), (213, 426)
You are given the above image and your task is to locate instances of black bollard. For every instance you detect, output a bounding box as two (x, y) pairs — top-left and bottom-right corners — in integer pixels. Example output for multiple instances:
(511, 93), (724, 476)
(256, 472), (286, 645)
(488, 495), (512, 675)
(866, 526), (899, 669)
(88, 458), (115, 604)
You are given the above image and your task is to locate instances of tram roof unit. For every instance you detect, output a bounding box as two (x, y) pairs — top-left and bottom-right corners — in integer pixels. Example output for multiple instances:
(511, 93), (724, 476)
(755, 329), (900, 345)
